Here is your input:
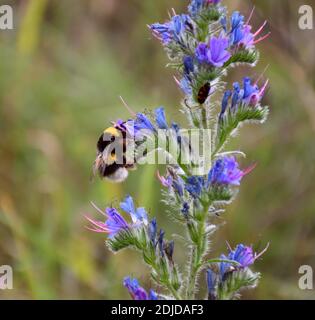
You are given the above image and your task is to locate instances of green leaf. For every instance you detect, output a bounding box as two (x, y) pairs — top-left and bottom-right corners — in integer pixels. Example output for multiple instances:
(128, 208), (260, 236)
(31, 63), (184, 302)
(207, 258), (241, 266)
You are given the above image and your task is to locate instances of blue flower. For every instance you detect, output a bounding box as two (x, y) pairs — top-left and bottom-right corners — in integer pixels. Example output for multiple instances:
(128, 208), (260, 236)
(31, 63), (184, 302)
(172, 177), (185, 197)
(148, 218), (157, 244)
(179, 76), (193, 95)
(183, 56), (195, 79)
(155, 107), (168, 129)
(208, 156), (245, 186)
(189, 0), (221, 16)
(158, 229), (165, 257)
(231, 11), (244, 32)
(120, 195), (148, 226)
(231, 82), (241, 109)
(207, 269), (217, 299)
(243, 77), (258, 101)
(219, 90), (232, 120)
(181, 202), (190, 216)
(85, 205), (129, 238)
(217, 244), (264, 281)
(123, 277), (158, 300)
(164, 240), (175, 261)
(134, 113), (155, 132)
(185, 176), (206, 198)
(188, 0), (204, 16)
(220, 16), (227, 32)
(150, 14), (191, 45)
(229, 12), (246, 46)
(222, 77), (268, 111)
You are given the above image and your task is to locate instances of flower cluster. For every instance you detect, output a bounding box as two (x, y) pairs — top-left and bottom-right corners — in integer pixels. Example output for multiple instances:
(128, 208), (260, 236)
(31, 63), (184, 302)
(207, 244), (268, 300)
(88, 0), (270, 300)
(150, 1), (269, 105)
(86, 196), (148, 238)
(86, 195), (180, 300)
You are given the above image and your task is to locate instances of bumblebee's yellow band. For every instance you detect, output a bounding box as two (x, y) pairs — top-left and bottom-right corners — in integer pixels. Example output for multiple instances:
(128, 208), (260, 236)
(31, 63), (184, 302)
(104, 127), (120, 137)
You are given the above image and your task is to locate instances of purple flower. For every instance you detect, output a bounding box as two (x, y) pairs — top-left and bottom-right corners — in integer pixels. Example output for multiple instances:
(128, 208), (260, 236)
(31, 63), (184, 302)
(208, 156), (248, 186)
(242, 77), (269, 105)
(208, 35), (231, 67)
(123, 277), (158, 300)
(120, 195), (148, 226)
(85, 204), (129, 238)
(207, 0), (221, 4)
(157, 171), (173, 188)
(217, 243), (269, 280)
(195, 43), (208, 63)
(228, 244), (255, 267)
(196, 35), (231, 67)
(239, 22), (270, 49)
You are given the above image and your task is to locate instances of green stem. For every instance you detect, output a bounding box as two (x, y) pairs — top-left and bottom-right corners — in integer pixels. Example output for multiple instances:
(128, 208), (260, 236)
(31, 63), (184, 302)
(186, 208), (208, 299)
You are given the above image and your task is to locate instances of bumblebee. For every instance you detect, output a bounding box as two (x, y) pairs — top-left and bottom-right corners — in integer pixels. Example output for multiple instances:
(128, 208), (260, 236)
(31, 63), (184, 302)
(93, 122), (136, 183)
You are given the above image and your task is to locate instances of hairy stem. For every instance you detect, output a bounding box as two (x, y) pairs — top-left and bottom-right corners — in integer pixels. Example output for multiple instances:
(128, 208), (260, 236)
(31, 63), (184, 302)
(186, 208), (208, 299)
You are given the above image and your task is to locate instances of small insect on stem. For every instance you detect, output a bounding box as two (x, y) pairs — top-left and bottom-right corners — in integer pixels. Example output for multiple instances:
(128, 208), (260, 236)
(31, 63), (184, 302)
(197, 82), (211, 104)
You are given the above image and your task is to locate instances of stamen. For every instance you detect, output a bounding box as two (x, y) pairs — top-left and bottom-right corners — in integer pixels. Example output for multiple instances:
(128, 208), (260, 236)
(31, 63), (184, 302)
(246, 6), (255, 25)
(253, 31), (271, 45)
(255, 242), (270, 260)
(119, 96), (136, 116)
(255, 64), (270, 85)
(254, 21), (268, 37)
(90, 201), (108, 217)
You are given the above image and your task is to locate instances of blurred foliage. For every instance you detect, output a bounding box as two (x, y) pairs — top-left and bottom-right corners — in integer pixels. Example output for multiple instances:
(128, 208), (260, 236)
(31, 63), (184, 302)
(0, 0), (315, 299)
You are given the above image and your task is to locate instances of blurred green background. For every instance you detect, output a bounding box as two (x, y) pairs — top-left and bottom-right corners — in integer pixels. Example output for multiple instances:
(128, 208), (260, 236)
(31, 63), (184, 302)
(0, 0), (315, 299)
